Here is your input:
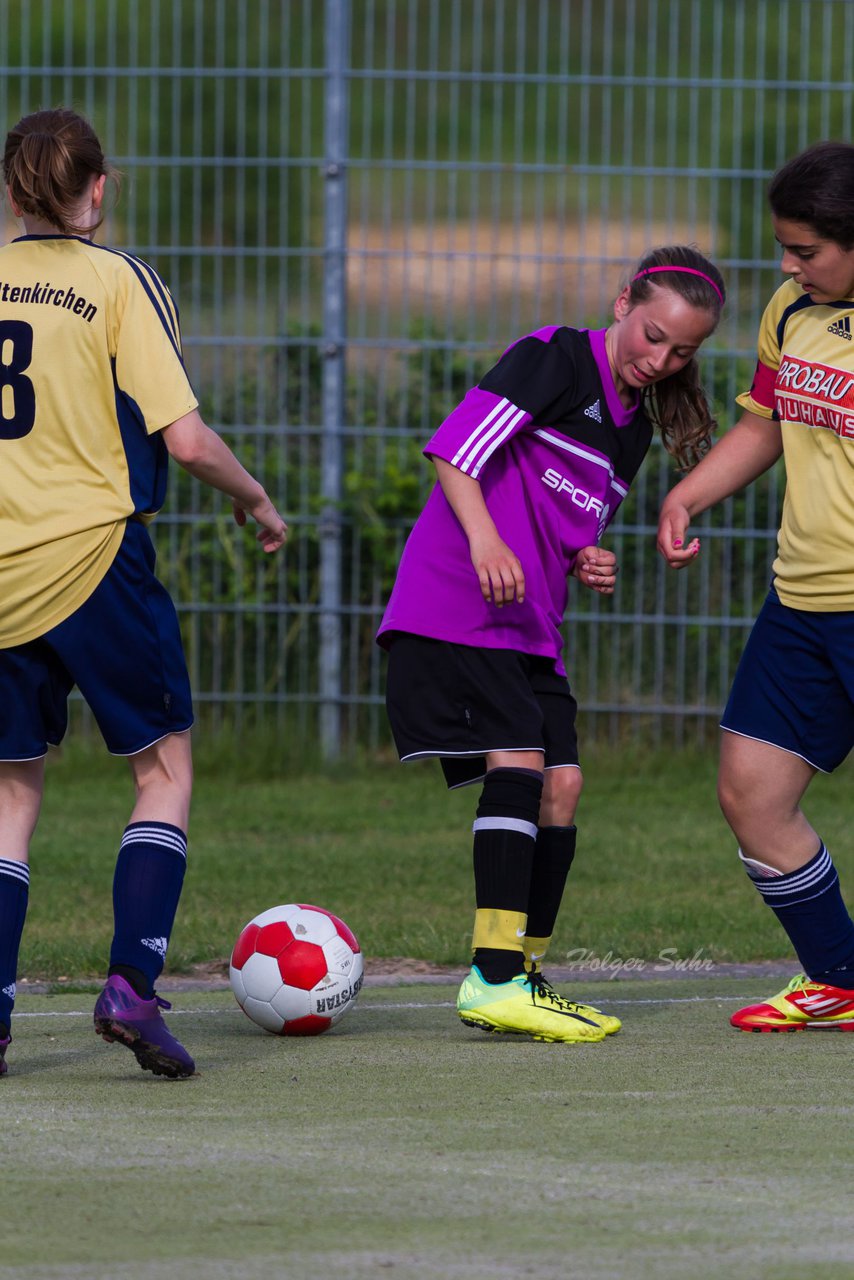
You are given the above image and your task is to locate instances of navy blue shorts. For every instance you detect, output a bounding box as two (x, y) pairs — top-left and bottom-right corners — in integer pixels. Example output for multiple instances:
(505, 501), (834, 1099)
(721, 585), (854, 773)
(0, 520), (193, 759)
(385, 633), (579, 789)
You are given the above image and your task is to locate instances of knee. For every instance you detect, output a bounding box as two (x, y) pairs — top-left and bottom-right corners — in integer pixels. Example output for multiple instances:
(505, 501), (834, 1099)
(717, 761), (752, 828)
(478, 767), (543, 825)
(540, 766), (583, 827)
(130, 733), (194, 804)
(716, 770), (738, 824)
(0, 760), (44, 850)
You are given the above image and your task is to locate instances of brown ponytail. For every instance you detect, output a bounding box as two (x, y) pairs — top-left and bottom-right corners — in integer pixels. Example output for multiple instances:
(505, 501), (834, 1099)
(3, 108), (118, 236)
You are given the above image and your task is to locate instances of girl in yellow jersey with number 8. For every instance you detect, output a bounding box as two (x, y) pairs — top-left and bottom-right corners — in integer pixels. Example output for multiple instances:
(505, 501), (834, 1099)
(0, 108), (287, 1079)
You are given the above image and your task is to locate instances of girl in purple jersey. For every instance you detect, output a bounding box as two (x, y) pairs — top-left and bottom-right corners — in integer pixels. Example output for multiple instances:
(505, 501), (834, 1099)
(378, 245), (725, 1043)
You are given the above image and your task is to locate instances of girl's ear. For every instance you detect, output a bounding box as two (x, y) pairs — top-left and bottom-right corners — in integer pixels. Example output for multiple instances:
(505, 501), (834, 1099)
(613, 286), (631, 320)
(92, 173), (107, 209)
(5, 186), (24, 218)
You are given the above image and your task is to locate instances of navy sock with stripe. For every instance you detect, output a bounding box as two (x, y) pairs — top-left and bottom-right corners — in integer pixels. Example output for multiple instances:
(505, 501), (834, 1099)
(0, 857), (29, 1033)
(109, 822), (187, 998)
(740, 842), (854, 988)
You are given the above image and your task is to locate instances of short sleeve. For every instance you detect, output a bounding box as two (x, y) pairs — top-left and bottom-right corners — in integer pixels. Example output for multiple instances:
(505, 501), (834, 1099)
(113, 259), (199, 433)
(424, 329), (577, 478)
(735, 287), (786, 419)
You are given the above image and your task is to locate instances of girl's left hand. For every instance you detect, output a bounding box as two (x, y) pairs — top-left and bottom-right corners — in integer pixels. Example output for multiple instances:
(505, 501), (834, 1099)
(573, 545), (617, 594)
(232, 497), (289, 553)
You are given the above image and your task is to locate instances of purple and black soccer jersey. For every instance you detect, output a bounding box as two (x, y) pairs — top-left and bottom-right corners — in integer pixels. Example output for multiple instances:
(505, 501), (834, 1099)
(377, 326), (653, 675)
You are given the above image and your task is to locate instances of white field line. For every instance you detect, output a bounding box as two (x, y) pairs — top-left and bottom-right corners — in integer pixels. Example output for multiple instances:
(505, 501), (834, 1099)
(13, 994), (747, 1020)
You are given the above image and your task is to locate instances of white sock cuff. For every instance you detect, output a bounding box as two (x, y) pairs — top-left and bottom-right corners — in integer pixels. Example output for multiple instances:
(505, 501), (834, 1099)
(737, 848), (784, 880)
(472, 816), (538, 840)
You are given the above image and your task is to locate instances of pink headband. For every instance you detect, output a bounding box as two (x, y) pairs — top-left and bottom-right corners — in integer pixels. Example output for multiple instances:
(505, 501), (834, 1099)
(632, 265), (724, 304)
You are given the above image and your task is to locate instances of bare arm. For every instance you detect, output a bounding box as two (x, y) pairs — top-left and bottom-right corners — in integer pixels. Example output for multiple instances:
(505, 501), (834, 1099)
(161, 409), (287, 553)
(657, 410), (783, 569)
(432, 456), (525, 605)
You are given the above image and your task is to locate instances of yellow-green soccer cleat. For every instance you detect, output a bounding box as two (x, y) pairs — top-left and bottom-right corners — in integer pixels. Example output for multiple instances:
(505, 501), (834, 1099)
(730, 973), (854, 1032)
(526, 967), (621, 1035)
(456, 965), (605, 1043)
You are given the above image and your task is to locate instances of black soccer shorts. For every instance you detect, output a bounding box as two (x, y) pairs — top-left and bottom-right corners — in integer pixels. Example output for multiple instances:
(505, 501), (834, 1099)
(384, 633), (579, 788)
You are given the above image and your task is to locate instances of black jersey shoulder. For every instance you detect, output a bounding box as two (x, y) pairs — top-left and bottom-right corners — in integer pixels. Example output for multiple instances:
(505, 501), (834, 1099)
(480, 325), (653, 483)
(478, 326), (583, 419)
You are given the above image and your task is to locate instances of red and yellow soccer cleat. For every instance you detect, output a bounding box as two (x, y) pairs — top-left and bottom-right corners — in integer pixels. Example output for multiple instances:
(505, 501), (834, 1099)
(731, 973), (854, 1032)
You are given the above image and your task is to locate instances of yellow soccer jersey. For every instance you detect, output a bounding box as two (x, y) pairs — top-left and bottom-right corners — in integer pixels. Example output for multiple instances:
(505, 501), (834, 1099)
(736, 278), (854, 610)
(0, 234), (198, 645)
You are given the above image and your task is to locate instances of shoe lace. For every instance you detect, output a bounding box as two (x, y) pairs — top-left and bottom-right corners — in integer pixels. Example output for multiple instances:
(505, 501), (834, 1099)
(524, 969), (604, 1030)
(784, 974), (810, 995)
(526, 967), (599, 1015)
(154, 994), (172, 1011)
(524, 969), (566, 1008)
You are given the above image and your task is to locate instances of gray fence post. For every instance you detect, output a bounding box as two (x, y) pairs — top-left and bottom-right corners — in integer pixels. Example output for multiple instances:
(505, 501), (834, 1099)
(319, 0), (350, 760)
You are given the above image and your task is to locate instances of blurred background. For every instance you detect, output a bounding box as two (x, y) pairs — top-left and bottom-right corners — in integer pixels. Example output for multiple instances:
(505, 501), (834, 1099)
(2, 0), (852, 757)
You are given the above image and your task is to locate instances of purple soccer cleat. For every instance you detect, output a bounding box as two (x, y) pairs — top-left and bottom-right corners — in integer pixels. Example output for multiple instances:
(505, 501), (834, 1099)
(0, 1034), (10, 1078)
(94, 975), (195, 1079)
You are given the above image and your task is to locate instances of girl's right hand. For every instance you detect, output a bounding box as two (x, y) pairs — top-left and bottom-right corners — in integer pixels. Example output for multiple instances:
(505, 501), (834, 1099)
(470, 534), (525, 605)
(429, 456), (524, 603)
(657, 500), (700, 569)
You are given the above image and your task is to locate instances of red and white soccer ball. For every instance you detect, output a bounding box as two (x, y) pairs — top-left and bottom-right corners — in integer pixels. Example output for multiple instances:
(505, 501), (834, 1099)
(230, 903), (364, 1036)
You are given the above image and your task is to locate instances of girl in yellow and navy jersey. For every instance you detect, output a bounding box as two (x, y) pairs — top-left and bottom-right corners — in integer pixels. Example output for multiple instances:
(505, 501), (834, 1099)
(0, 108), (287, 1079)
(658, 141), (854, 1033)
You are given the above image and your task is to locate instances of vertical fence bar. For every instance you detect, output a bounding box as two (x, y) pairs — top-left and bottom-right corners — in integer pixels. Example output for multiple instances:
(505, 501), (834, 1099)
(319, 0), (350, 759)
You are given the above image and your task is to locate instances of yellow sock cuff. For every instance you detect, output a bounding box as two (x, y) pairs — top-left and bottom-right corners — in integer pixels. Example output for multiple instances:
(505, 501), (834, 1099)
(472, 908), (527, 952)
(523, 936), (551, 968)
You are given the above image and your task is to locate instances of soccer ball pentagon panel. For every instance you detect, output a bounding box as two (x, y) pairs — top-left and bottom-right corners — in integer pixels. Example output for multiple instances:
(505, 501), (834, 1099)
(230, 903), (364, 1036)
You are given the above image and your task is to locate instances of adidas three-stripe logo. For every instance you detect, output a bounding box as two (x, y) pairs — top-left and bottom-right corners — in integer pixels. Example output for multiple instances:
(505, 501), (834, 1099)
(791, 990), (854, 1016)
(827, 314), (852, 340)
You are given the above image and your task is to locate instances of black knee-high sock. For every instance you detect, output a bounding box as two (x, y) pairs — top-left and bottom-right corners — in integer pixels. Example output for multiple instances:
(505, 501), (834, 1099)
(524, 825), (577, 969)
(471, 768), (543, 984)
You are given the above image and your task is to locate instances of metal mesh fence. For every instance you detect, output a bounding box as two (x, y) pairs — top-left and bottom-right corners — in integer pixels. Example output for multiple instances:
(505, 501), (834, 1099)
(2, 0), (851, 755)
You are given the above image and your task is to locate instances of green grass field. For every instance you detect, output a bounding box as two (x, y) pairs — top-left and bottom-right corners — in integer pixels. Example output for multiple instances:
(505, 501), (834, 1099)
(20, 745), (854, 980)
(7, 746), (854, 1279)
(5, 977), (853, 1280)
